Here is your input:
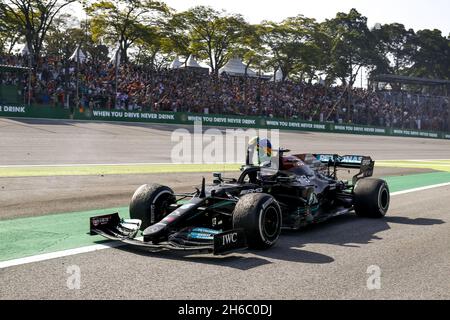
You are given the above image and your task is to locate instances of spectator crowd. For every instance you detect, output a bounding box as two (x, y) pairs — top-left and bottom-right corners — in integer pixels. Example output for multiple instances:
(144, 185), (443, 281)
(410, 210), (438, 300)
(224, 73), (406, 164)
(1, 54), (448, 132)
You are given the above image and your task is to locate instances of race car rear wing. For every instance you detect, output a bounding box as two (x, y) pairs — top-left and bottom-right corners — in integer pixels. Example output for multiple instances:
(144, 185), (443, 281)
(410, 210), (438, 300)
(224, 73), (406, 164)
(314, 154), (375, 184)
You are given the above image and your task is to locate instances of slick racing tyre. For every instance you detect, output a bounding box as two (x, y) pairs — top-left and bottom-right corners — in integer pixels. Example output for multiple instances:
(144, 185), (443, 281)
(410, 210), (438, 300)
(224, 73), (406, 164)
(233, 193), (282, 250)
(354, 178), (390, 218)
(130, 184), (176, 230)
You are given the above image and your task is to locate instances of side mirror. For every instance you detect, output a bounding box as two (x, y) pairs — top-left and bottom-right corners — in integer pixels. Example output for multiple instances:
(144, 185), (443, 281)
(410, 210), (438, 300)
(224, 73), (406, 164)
(213, 172), (223, 184)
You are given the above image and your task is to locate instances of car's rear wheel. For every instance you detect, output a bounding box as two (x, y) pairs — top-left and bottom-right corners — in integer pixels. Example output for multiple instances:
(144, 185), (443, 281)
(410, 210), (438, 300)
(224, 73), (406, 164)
(129, 184), (176, 230)
(233, 193), (282, 249)
(354, 178), (390, 218)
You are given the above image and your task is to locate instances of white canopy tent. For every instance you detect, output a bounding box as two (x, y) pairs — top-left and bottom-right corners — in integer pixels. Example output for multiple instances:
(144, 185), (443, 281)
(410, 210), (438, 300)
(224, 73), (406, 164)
(219, 57), (257, 77)
(179, 55), (209, 75)
(109, 47), (121, 66)
(181, 55), (203, 69)
(20, 44), (30, 56)
(69, 46), (87, 63)
(274, 69), (283, 82)
(170, 56), (182, 69)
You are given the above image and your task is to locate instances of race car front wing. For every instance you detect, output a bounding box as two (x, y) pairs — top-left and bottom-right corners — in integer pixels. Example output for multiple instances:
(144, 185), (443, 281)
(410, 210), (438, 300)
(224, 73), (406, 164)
(89, 213), (247, 255)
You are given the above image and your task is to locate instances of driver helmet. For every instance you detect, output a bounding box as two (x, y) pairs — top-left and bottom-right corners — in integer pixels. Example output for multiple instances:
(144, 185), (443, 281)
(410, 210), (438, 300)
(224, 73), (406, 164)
(248, 137), (272, 167)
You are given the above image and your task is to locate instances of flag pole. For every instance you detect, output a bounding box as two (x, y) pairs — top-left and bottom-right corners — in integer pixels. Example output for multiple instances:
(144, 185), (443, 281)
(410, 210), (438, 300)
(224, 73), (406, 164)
(114, 46), (120, 109)
(76, 45), (80, 110)
(115, 49), (118, 109)
(28, 53), (31, 106)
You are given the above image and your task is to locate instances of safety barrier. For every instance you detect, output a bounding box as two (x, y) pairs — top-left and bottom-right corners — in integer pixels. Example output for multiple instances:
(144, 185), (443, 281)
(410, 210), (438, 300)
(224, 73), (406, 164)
(0, 104), (70, 119)
(1, 103), (448, 140)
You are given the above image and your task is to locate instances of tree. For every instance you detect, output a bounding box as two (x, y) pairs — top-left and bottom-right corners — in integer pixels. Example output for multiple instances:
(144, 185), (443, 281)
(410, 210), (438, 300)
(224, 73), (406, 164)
(229, 23), (268, 76)
(44, 13), (81, 58)
(88, 44), (109, 63)
(86, 0), (169, 63)
(161, 14), (193, 64)
(371, 23), (416, 75)
(260, 15), (318, 81)
(44, 14), (109, 63)
(410, 29), (450, 79)
(0, 0), (77, 63)
(296, 20), (331, 83)
(323, 9), (375, 87)
(133, 25), (171, 70)
(0, 9), (24, 54)
(175, 6), (248, 76)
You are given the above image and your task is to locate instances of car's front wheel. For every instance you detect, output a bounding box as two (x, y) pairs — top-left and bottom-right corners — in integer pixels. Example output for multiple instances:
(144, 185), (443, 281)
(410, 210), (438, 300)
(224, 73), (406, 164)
(233, 193), (282, 249)
(129, 184), (176, 230)
(354, 178), (390, 218)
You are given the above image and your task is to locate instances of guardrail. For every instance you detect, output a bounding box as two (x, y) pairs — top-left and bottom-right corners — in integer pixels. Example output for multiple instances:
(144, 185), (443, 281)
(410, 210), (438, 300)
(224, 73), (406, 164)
(0, 104), (71, 120)
(1, 103), (448, 140)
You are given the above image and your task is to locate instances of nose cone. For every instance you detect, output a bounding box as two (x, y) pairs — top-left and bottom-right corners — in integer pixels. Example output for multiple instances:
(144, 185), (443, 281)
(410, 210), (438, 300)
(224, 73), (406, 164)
(143, 223), (166, 237)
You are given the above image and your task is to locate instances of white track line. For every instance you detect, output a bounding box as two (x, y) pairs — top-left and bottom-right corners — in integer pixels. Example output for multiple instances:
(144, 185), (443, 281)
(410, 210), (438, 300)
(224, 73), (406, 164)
(378, 159), (450, 162)
(390, 182), (450, 196)
(405, 159), (450, 162)
(0, 242), (126, 269)
(0, 162), (239, 168)
(1, 182), (450, 270)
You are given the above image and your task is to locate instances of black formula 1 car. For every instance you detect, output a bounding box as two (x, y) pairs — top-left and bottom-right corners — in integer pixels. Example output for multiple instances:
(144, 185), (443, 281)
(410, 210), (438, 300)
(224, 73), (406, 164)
(90, 141), (390, 255)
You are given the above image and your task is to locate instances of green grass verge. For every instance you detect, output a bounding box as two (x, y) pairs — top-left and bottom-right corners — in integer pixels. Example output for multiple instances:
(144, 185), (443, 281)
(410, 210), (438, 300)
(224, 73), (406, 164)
(0, 206), (129, 262)
(377, 160), (450, 173)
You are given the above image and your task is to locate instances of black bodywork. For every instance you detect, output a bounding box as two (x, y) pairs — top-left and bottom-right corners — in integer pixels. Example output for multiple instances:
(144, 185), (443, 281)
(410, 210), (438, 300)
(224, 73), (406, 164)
(90, 151), (375, 255)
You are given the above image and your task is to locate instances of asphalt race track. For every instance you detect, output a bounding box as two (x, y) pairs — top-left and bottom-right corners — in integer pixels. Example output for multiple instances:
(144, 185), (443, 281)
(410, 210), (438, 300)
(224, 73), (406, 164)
(2, 186), (450, 300)
(2, 117), (450, 165)
(1, 117), (450, 299)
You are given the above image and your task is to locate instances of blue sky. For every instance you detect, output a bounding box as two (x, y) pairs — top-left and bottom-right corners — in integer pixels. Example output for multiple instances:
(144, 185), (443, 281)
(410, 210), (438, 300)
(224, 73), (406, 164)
(164, 0), (450, 35)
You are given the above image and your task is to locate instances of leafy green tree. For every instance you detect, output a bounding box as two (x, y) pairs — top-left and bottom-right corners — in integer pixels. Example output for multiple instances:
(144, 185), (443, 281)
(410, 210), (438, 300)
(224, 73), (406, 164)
(161, 14), (193, 65)
(371, 23), (416, 75)
(323, 9), (375, 87)
(174, 6), (248, 75)
(0, 0), (76, 63)
(0, 9), (24, 54)
(260, 15), (318, 81)
(133, 25), (172, 70)
(296, 21), (331, 83)
(88, 44), (109, 63)
(44, 14), (109, 63)
(410, 29), (450, 79)
(229, 23), (268, 76)
(44, 14), (81, 58)
(86, 0), (169, 63)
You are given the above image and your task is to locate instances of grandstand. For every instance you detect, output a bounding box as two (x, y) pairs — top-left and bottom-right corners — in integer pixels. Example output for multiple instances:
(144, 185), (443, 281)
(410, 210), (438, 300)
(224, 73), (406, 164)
(371, 74), (450, 96)
(370, 74), (450, 131)
(0, 54), (448, 133)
